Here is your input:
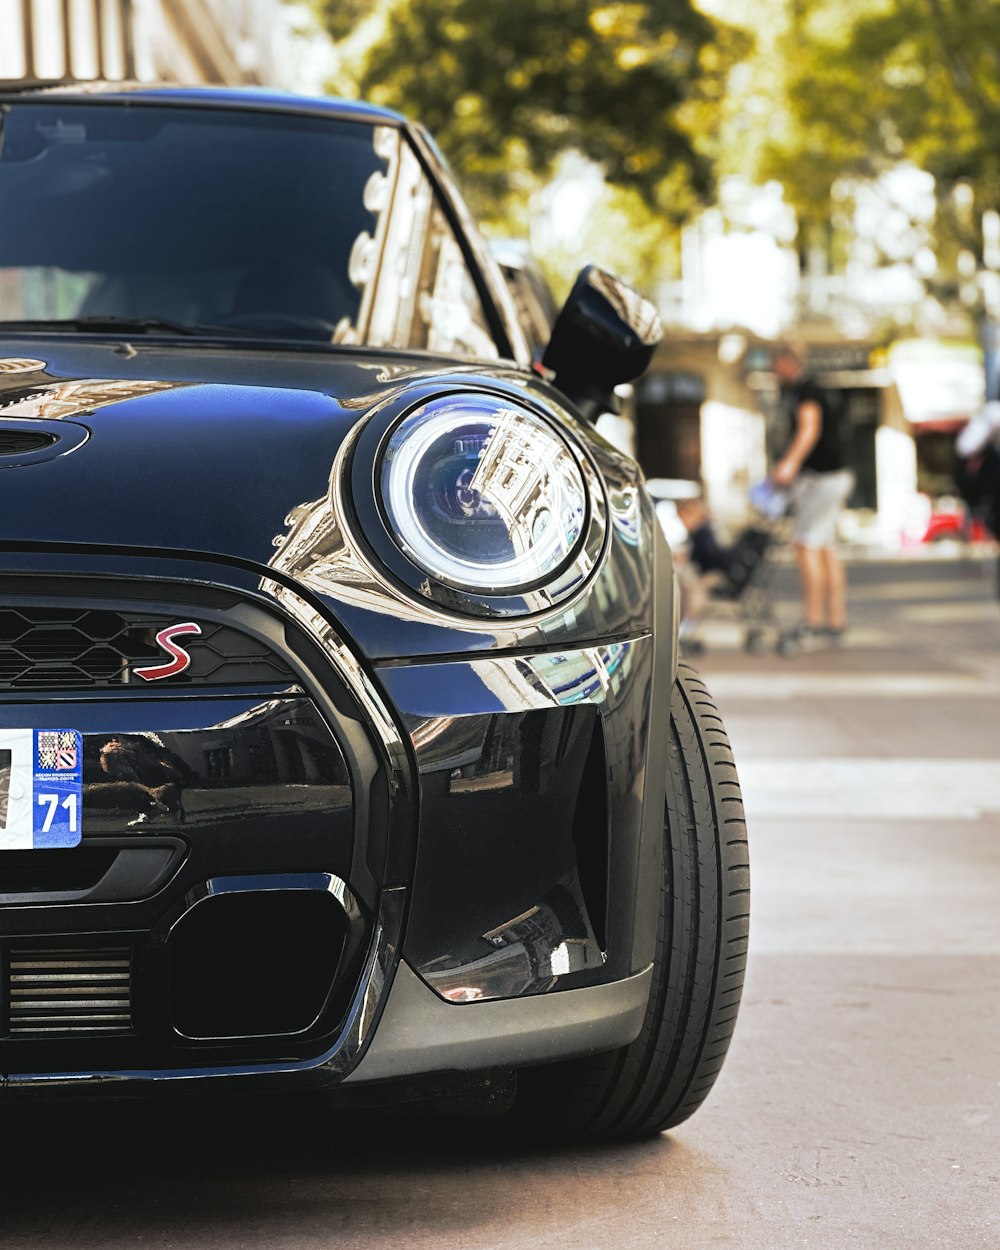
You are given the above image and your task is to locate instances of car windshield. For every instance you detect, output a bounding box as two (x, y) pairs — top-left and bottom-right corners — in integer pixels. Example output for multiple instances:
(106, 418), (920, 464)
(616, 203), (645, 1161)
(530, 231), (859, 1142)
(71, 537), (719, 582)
(0, 102), (389, 344)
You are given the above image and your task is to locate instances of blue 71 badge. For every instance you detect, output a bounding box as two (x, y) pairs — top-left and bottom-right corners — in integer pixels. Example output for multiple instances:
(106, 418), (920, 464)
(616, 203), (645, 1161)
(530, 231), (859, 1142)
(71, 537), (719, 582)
(0, 729), (83, 849)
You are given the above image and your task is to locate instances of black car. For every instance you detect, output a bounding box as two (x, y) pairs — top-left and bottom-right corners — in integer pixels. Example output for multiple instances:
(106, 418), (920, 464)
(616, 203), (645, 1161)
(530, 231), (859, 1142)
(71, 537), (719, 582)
(0, 84), (748, 1139)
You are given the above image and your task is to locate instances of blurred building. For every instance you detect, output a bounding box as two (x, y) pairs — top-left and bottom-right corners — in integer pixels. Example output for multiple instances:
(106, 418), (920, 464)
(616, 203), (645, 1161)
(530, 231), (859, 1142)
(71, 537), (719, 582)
(648, 174), (989, 549)
(634, 335), (768, 534)
(0, 0), (281, 85)
(639, 327), (923, 548)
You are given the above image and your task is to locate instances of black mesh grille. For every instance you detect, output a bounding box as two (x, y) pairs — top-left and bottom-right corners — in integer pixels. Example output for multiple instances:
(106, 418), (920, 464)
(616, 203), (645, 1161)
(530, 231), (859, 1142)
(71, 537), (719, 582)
(0, 607), (295, 690)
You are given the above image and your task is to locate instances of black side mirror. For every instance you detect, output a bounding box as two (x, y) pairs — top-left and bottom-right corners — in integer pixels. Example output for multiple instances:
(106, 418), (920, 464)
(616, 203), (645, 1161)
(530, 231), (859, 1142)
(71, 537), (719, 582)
(542, 265), (663, 423)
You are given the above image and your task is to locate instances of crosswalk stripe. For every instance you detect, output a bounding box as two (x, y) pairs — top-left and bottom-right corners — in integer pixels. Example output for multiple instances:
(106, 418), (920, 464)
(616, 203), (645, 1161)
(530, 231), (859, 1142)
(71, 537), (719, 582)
(707, 673), (1000, 700)
(738, 758), (1000, 820)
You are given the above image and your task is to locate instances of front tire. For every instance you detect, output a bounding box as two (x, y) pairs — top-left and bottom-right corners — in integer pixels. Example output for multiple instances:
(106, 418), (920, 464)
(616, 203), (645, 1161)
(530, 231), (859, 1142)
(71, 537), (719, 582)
(513, 662), (750, 1139)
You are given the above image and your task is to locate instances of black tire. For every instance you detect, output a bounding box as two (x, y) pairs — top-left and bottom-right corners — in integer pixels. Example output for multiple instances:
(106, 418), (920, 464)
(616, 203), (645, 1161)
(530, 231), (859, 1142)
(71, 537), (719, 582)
(512, 662), (750, 1139)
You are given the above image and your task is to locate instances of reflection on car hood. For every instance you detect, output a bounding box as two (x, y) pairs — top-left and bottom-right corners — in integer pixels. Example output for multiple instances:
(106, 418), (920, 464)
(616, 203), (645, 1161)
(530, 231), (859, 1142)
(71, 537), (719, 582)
(0, 340), (464, 566)
(0, 339), (656, 661)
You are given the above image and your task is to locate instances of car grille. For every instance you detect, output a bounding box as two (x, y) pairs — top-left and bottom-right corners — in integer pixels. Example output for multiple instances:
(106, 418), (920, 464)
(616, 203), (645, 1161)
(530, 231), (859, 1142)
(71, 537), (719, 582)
(5, 947), (133, 1036)
(0, 607), (294, 690)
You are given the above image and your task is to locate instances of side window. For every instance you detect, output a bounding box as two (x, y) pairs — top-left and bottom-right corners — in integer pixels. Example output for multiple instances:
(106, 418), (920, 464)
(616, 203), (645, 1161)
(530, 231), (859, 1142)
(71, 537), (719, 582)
(416, 205), (500, 358)
(367, 143), (500, 360)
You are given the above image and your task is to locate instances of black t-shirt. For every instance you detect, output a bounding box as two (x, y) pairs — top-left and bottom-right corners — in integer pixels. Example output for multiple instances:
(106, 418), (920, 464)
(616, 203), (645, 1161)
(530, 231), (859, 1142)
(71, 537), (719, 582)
(784, 376), (844, 473)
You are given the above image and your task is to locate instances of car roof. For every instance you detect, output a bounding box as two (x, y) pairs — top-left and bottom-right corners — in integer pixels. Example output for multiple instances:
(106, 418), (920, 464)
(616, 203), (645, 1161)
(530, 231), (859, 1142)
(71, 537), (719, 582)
(0, 81), (407, 127)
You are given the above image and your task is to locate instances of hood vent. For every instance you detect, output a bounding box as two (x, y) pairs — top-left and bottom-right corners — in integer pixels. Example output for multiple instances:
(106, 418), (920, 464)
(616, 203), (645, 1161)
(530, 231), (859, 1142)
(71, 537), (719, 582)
(0, 430), (58, 456)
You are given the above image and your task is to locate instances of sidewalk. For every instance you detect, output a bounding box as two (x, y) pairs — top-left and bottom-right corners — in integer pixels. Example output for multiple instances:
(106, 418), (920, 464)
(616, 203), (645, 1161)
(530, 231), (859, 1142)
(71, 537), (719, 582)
(695, 551), (999, 676)
(682, 554), (1000, 1248)
(761, 538), (1000, 566)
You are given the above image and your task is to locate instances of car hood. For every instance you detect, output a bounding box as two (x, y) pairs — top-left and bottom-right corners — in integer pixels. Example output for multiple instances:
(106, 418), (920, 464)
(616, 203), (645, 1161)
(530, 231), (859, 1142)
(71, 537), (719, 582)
(0, 339), (488, 567)
(0, 338), (657, 660)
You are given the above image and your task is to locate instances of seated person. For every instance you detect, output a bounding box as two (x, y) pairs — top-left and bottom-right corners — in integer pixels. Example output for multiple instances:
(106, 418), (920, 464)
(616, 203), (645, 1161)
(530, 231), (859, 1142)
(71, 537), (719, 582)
(682, 498), (735, 576)
(673, 498), (735, 652)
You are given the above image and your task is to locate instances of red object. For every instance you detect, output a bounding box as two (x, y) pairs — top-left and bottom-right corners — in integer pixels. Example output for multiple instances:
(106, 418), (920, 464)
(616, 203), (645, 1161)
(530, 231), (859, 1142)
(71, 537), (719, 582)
(918, 512), (992, 544)
(921, 512), (964, 542)
(135, 622), (202, 681)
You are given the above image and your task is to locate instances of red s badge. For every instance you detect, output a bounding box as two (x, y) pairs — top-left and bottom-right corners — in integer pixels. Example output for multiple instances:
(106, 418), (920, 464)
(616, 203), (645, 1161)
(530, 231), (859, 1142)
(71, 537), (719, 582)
(135, 622), (202, 681)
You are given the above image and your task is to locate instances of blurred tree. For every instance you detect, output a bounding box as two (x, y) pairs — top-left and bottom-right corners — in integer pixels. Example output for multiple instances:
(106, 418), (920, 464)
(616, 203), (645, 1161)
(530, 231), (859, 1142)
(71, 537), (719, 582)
(527, 155), (684, 299)
(313, 0), (750, 235)
(311, 0), (381, 42)
(765, 0), (1000, 292)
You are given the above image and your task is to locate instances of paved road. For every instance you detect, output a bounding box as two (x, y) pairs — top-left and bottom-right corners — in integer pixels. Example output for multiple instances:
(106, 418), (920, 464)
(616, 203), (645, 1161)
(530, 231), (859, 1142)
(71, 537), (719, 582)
(2, 556), (998, 1249)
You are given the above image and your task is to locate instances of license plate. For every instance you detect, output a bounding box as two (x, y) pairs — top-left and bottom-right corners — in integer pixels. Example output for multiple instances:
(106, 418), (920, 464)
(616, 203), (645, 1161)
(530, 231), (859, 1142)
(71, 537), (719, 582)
(0, 729), (83, 849)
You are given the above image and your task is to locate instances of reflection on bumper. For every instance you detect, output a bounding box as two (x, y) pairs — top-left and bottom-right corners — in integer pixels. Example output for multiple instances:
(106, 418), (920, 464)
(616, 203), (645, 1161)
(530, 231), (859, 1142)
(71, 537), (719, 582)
(343, 958), (652, 1084)
(377, 636), (657, 1003)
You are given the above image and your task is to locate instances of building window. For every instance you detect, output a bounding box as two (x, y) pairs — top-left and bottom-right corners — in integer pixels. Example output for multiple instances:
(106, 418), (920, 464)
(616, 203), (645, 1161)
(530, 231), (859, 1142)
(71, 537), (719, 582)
(204, 747), (231, 779)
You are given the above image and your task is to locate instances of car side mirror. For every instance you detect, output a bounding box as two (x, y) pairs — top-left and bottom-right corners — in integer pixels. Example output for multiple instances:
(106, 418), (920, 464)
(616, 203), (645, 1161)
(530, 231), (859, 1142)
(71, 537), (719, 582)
(542, 265), (663, 423)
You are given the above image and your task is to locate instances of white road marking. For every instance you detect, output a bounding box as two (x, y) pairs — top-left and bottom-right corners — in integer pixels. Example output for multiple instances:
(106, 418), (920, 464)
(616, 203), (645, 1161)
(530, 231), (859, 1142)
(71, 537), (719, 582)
(846, 579), (995, 603)
(738, 758), (1000, 820)
(896, 601), (1000, 623)
(708, 673), (1000, 700)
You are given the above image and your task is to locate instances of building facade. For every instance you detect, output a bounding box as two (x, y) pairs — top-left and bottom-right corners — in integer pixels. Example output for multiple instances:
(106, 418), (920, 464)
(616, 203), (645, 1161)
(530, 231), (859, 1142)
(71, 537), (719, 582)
(0, 0), (281, 86)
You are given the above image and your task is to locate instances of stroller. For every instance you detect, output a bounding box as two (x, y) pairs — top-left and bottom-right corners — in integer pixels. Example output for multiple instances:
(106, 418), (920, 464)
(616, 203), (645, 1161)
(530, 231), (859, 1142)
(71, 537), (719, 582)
(704, 523), (780, 653)
(651, 480), (784, 655)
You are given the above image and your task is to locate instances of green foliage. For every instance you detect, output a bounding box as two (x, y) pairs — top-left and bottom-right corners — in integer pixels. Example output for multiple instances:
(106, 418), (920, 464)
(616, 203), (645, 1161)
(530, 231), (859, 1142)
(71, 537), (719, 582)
(537, 171), (683, 301)
(742, 0), (1000, 336)
(314, 0), (750, 230)
(311, 0), (378, 42)
(766, 0), (1000, 229)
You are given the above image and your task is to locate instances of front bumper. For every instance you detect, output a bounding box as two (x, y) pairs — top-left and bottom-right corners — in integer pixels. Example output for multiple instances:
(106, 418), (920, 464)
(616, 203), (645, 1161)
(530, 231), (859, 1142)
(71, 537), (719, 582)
(0, 540), (673, 1094)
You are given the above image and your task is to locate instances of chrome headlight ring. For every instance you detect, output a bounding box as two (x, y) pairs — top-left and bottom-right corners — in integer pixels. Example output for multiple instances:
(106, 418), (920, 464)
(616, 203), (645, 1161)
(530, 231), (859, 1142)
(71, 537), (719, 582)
(347, 384), (609, 618)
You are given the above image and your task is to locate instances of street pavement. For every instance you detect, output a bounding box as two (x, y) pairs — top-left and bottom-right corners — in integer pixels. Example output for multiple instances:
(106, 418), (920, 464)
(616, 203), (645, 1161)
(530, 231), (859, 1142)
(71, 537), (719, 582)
(1, 555), (998, 1249)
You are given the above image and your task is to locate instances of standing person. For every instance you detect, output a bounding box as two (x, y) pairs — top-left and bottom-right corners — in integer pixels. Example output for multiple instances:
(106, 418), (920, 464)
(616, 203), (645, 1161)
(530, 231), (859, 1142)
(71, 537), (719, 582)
(955, 400), (1000, 598)
(772, 344), (855, 643)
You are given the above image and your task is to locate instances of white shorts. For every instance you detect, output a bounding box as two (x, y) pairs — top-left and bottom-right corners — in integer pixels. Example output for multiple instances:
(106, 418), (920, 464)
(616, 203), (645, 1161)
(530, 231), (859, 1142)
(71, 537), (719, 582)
(790, 469), (854, 548)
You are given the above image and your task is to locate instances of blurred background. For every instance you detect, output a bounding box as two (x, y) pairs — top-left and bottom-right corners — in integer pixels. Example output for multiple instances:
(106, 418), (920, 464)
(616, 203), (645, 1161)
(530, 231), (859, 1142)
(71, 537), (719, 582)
(1, 5), (997, 1244)
(4, 0), (999, 550)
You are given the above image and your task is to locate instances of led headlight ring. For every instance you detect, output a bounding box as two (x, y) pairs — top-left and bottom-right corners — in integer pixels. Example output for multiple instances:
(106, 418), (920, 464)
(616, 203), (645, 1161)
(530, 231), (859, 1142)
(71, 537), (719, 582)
(379, 394), (589, 593)
(348, 384), (609, 619)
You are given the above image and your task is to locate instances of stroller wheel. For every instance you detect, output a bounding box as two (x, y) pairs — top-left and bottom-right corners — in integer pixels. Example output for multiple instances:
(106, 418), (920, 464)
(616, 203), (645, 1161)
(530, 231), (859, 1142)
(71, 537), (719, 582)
(776, 632), (800, 658)
(743, 628), (766, 654)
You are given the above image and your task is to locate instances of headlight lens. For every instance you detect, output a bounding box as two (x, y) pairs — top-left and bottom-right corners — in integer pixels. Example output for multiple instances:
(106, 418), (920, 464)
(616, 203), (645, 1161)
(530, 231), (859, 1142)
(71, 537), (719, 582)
(379, 394), (588, 592)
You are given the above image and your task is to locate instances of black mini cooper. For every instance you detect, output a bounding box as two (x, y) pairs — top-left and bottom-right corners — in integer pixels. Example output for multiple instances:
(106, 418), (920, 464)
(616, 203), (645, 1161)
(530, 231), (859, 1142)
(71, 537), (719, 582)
(0, 84), (748, 1139)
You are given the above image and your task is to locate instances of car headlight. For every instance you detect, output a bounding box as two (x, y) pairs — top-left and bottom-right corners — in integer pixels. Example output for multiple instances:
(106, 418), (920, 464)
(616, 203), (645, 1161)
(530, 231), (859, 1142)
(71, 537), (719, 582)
(379, 394), (589, 593)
